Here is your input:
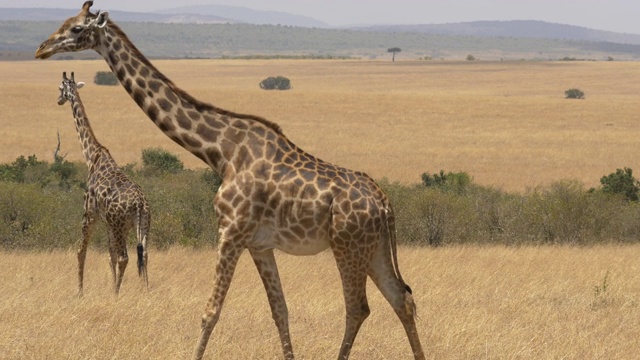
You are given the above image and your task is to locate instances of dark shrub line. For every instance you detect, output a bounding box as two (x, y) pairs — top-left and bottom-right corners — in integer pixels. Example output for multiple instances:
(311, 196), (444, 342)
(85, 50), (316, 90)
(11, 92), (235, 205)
(2, 152), (639, 250)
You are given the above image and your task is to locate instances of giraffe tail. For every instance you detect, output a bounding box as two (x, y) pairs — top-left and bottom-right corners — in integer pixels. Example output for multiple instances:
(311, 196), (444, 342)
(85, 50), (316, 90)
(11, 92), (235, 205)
(135, 202), (149, 278)
(386, 203), (418, 318)
(386, 203), (412, 293)
(137, 243), (144, 276)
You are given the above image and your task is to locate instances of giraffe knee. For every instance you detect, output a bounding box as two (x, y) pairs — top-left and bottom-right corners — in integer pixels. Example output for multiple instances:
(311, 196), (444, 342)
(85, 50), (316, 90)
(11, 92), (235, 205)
(348, 302), (370, 323)
(271, 306), (289, 325)
(117, 255), (128, 269)
(361, 302), (371, 319)
(404, 290), (417, 318)
(201, 311), (220, 330)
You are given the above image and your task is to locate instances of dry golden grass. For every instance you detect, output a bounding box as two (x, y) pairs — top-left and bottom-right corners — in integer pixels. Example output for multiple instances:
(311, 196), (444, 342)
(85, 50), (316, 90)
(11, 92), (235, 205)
(1, 245), (639, 359)
(2, 59), (640, 191)
(3, 60), (639, 359)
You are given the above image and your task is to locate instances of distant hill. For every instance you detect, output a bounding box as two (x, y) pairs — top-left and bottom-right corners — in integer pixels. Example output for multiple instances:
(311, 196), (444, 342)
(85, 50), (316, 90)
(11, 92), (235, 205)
(156, 4), (329, 27)
(0, 5), (327, 27)
(2, 7), (638, 45)
(0, 8), (234, 24)
(3, 8), (640, 61)
(354, 20), (640, 45)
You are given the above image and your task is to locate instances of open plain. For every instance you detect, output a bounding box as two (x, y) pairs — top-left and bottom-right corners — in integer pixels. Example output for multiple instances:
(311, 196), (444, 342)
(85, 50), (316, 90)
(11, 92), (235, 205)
(1, 246), (639, 359)
(1, 59), (640, 191)
(2, 59), (640, 358)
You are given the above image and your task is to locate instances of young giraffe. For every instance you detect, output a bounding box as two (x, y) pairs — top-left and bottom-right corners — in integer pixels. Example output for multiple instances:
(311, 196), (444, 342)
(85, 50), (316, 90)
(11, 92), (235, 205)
(37, 2), (424, 359)
(57, 71), (150, 296)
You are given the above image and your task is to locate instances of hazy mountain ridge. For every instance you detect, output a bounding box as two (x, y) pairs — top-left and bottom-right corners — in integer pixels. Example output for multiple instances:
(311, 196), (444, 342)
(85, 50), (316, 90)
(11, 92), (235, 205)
(3, 7), (640, 61)
(156, 4), (329, 28)
(2, 6), (639, 46)
(0, 8), (234, 24)
(355, 20), (640, 45)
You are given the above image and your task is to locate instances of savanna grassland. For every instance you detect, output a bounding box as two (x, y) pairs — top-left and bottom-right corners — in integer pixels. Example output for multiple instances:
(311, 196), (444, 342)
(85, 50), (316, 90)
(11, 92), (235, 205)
(2, 59), (640, 191)
(2, 59), (640, 359)
(1, 246), (639, 359)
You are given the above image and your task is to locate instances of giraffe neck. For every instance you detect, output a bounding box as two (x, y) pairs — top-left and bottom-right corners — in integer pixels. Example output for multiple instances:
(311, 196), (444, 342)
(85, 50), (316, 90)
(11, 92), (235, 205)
(94, 21), (284, 178)
(67, 90), (103, 168)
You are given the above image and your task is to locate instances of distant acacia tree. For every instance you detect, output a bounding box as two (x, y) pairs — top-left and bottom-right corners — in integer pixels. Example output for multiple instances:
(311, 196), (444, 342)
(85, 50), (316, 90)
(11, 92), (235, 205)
(387, 47), (401, 62)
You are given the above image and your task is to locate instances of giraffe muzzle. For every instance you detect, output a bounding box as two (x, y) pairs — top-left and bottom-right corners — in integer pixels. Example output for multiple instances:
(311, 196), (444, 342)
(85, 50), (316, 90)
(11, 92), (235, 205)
(35, 42), (53, 59)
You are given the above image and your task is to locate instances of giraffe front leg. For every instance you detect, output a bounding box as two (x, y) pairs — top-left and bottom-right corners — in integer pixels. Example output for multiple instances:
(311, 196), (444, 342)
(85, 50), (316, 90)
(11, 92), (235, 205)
(77, 211), (95, 298)
(193, 237), (245, 360)
(249, 248), (294, 360)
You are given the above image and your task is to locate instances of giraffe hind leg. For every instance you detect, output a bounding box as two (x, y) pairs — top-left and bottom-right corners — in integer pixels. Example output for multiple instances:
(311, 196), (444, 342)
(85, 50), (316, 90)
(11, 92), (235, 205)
(115, 241), (128, 295)
(368, 246), (425, 360)
(108, 227), (128, 295)
(77, 212), (95, 298)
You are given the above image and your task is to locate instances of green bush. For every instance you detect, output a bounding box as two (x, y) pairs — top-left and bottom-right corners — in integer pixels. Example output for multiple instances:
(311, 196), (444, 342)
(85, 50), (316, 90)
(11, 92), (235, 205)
(94, 71), (118, 86)
(0, 154), (85, 190)
(0, 155), (46, 183)
(141, 147), (184, 175)
(0, 150), (219, 250)
(259, 76), (291, 90)
(565, 88), (585, 99)
(136, 170), (218, 249)
(49, 156), (81, 190)
(600, 167), (640, 202)
(0, 181), (84, 249)
(421, 170), (472, 194)
(201, 169), (223, 193)
(5, 151), (640, 250)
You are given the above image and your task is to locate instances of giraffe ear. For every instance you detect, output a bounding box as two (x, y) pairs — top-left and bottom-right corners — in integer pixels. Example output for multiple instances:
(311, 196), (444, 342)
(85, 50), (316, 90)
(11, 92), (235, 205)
(95, 11), (109, 28)
(77, 82), (86, 89)
(81, 1), (94, 14)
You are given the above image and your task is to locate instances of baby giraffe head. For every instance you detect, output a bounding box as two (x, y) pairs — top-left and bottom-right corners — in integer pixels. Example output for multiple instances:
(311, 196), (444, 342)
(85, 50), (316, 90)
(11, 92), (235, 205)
(36, 1), (109, 59)
(58, 71), (85, 106)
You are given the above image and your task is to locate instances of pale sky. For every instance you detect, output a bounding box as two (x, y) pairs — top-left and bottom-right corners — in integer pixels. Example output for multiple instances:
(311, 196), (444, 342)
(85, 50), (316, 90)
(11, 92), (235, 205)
(1, 0), (638, 34)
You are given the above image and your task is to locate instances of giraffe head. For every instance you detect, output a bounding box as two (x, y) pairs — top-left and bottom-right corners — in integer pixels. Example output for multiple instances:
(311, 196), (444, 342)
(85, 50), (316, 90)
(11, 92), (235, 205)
(35, 1), (109, 59)
(58, 71), (85, 106)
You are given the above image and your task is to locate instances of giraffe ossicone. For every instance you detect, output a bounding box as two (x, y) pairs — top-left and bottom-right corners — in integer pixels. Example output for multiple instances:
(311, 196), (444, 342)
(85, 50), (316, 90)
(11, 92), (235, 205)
(58, 70), (150, 296)
(38, 3), (425, 359)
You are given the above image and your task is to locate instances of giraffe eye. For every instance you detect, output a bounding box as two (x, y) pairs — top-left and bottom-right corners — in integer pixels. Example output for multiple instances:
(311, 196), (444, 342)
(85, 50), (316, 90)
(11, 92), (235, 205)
(70, 26), (84, 34)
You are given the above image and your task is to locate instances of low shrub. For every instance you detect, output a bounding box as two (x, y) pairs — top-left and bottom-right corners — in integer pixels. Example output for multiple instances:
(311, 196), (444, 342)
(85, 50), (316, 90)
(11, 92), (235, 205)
(259, 76), (291, 90)
(565, 88), (585, 99)
(421, 170), (472, 194)
(94, 71), (118, 86)
(4, 152), (640, 250)
(599, 167), (640, 202)
(141, 147), (184, 175)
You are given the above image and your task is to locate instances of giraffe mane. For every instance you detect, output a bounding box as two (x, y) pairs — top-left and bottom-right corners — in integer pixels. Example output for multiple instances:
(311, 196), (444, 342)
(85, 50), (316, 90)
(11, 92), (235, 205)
(105, 20), (284, 135)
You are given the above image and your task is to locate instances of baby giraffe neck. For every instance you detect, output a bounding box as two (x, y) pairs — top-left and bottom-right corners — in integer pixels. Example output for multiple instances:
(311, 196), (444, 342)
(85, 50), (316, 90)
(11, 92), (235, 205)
(69, 92), (102, 168)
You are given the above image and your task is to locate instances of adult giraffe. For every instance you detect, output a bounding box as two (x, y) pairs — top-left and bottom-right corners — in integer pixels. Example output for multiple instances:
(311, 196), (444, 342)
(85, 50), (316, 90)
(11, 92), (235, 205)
(36, 2), (425, 359)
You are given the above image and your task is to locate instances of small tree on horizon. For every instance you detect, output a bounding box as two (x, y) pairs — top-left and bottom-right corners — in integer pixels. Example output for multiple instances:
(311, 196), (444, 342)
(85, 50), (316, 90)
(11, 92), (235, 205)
(387, 47), (401, 62)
